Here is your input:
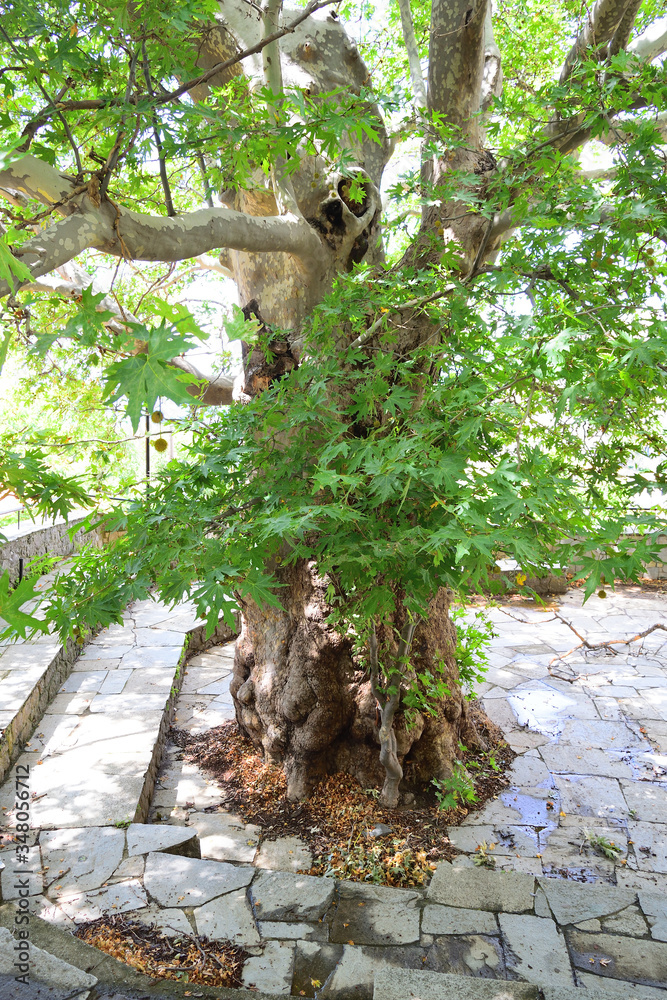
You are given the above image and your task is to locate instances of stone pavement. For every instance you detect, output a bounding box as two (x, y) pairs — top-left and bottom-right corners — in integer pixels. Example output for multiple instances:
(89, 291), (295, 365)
(0, 584), (666, 998)
(458, 587), (667, 894)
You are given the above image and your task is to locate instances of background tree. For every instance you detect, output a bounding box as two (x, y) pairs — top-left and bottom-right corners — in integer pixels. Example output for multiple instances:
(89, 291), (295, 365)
(1, 0), (667, 805)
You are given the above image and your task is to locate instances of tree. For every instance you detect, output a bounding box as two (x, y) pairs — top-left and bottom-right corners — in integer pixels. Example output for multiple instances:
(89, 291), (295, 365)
(1, 0), (667, 805)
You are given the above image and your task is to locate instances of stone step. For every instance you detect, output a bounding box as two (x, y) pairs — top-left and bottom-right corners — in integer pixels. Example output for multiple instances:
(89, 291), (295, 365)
(0, 900), (297, 1000)
(373, 968), (662, 1000)
(0, 598), (236, 829)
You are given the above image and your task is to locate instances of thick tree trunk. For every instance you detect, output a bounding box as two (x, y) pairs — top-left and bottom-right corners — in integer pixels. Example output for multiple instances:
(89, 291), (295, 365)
(230, 561), (485, 802)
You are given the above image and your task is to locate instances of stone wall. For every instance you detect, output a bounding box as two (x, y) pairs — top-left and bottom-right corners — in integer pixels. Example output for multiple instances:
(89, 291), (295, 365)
(0, 513), (103, 584)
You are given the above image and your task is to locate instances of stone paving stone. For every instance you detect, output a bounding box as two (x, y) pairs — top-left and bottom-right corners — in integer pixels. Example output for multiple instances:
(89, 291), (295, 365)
(638, 891), (667, 942)
(143, 851), (253, 907)
(78, 645), (134, 660)
(559, 719), (644, 749)
(127, 904), (194, 937)
(566, 929), (667, 988)
(242, 940), (295, 995)
(536, 878), (637, 926)
(373, 968), (538, 1000)
(447, 824), (540, 857)
(594, 697), (623, 720)
(292, 940), (344, 996)
(254, 835), (313, 872)
(44, 692), (95, 715)
(537, 824), (617, 874)
(126, 823), (199, 857)
(59, 672), (105, 693)
(57, 879), (148, 922)
(317, 943), (427, 1000)
(109, 856), (145, 881)
(41, 827), (125, 893)
(622, 781), (667, 824)
(421, 905), (498, 937)
(554, 773), (628, 820)
(539, 745), (634, 779)
(574, 971), (666, 998)
(71, 656), (121, 671)
(133, 628), (186, 646)
(330, 881), (420, 946)
(121, 664), (176, 692)
(427, 862), (535, 912)
(498, 914), (575, 989)
(0, 844), (42, 898)
(505, 750), (554, 788)
(250, 870), (335, 922)
(600, 904), (649, 937)
(188, 810), (260, 863)
(629, 820), (667, 874)
(89, 691), (169, 713)
(194, 888), (261, 946)
(121, 646), (182, 669)
(0, 925), (97, 991)
(97, 670), (132, 695)
(258, 919), (327, 941)
(425, 933), (506, 978)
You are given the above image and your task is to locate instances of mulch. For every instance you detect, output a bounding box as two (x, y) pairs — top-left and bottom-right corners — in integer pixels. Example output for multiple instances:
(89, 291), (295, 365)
(170, 700), (515, 888)
(75, 913), (246, 988)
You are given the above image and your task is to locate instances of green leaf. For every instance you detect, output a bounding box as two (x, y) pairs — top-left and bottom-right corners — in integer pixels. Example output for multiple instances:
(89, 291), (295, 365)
(0, 572), (48, 641)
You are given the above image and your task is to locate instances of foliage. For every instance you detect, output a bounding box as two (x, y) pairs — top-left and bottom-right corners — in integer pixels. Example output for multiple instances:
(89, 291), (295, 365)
(0, 0), (667, 712)
(431, 760), (477, 812)
(320, 833), (437, 887)
(583, 829), (623, 861)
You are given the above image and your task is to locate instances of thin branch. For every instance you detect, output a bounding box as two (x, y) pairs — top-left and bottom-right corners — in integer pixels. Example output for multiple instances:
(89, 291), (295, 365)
(261, 0), (301, 215)
(558, 0), (633, 85)
(26, 0), (338, 122)
(142, 40), (175, 217)
(349, 285), (456, 349)
(397, 0), (427, 109)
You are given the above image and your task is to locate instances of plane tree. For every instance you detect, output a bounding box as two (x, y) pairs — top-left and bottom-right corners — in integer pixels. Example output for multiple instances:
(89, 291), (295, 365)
(1, 0), (667, 804)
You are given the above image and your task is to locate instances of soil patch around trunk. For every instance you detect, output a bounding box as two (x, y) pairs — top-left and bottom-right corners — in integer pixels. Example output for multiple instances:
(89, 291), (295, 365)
(171, 701), (514, 888)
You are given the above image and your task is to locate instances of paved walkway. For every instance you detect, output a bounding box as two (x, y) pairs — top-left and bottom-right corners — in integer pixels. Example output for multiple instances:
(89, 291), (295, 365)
(0, 585), (666, 998)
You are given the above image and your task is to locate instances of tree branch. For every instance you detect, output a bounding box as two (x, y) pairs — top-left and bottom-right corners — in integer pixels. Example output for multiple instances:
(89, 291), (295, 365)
(261, 0), (301, 216)
(629, 16), (667, 61)
(558, 0), (634, 85)
(0, 159), (326, 299)
(397, 0), (427, 109)
(427, 0), (488, 136)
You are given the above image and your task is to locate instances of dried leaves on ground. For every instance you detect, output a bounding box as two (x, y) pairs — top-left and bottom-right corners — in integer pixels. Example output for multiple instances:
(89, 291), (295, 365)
(171, 703), (514, 888)
(75, 914), (246, 988)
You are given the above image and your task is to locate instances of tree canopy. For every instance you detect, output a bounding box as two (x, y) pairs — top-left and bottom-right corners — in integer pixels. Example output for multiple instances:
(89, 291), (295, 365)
(1, 0), (667, 644)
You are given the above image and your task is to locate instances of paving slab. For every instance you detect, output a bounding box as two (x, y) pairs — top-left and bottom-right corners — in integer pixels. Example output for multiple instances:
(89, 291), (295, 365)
(629, 820), (667, 874)
(373, 968), (537, 1000)
(498, 913), (575, 989)
(622, 780), (667, 824)
(319, 943), (427, 999)
(255, 835), (313, 872)
(425, 933), (505, 978)
(330, 881), (420, 946)
(566, 928), (667, 988)
(188, 810), (260, 862)
(251, 870), (335, 922)
(421, 903), (498, 936)
(126, 903), (194, 937)
(56, 879), (148, 922)
(427, 862), (535, 912)
(126, 822), (199, 857)
(536, 877), (637, 926)
(143, 851), (253, 907)
(194, 888), (261, 946)
(242, 940), (295, 995)
(40, 827), (125, 893)
(573, 971), (666, 997)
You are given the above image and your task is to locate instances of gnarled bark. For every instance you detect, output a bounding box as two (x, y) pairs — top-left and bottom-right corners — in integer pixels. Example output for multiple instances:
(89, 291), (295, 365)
(231, 560), (484, 801)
